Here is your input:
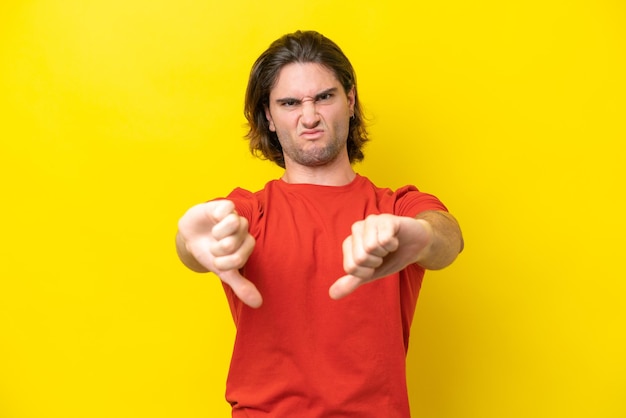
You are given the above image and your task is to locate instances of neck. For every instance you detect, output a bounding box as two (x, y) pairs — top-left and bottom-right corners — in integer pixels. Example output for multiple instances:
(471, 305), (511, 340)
(281, 156), (356, 186)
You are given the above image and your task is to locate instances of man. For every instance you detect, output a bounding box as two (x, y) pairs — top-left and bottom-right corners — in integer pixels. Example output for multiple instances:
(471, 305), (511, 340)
(176, 30), (463, 418)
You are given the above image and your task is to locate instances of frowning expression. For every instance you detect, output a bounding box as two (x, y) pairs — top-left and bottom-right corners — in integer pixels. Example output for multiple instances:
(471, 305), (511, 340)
(265, 62), (355, 168)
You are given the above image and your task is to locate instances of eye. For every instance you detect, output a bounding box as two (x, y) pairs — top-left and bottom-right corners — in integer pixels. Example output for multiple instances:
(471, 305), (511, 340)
(280, 99), (299, 108)
(316, 92), (334, 102)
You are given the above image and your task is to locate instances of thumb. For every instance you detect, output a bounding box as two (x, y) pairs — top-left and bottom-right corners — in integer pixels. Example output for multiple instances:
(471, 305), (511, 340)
(219, 269), (263, 308)
(328, 275), (362, 300)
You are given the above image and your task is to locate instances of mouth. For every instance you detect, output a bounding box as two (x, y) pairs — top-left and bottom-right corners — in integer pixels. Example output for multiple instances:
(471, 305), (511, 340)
(300, 129), (325, 140)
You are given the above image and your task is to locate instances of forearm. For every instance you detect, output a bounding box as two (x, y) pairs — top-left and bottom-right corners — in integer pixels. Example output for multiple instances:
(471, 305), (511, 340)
(175, 231), (209, 273)
(414, 210), (464, 270)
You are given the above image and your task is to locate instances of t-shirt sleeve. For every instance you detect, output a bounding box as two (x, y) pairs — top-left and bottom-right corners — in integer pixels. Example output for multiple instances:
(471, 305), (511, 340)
(223, 188), (257, 221)
(220, 187), (264, 239)
(393, 185), (448, 218)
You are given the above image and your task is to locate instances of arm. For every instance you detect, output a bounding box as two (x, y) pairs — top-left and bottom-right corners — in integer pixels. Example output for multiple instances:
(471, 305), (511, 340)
(329, 210), (463, 300)
(176, 199), (263, 308)
(176, 230), (209, 273)
(414, 210), (464, 270)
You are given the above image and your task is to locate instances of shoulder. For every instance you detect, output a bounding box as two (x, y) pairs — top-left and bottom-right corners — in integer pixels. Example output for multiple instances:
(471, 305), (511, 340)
(224, 180), (280, 221)
(358, 175), (448, 216)
(395, 186), (448, 216)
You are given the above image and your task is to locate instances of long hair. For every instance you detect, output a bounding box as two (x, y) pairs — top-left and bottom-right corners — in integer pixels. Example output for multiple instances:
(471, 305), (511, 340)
(244, 30), (368, 168)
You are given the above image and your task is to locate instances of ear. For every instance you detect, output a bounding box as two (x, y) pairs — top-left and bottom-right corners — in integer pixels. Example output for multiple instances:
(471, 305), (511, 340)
(347, 86), (356, 116)
(264, 106), (276, 132)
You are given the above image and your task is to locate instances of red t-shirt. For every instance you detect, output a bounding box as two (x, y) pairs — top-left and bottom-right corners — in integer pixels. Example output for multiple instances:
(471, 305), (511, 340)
(221, 174), (447, 418)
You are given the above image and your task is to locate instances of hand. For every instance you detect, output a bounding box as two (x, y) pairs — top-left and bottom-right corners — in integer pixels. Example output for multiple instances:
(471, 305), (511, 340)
(329, 214), (433, 300)
(177, 200), (262, 308)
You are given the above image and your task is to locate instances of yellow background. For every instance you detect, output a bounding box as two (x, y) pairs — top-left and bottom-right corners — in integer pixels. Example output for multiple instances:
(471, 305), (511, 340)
(1, 1), (624, 417)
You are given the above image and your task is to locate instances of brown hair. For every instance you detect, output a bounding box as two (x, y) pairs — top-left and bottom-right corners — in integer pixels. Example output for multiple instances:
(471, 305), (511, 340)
(244, 30), (368, 168)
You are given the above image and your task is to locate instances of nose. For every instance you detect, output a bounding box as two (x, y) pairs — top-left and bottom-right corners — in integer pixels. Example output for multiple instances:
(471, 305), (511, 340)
(300, 98), (320, 128)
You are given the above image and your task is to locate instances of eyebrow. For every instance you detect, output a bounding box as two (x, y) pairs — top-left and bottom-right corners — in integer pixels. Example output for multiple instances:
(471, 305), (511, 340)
(274, 87), (339, 105)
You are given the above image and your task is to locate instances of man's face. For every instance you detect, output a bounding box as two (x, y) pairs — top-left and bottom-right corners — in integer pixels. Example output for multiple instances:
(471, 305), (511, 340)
(265, 62), (355, 168)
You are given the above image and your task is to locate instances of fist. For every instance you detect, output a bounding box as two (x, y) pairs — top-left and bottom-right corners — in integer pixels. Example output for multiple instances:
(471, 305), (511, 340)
(177, 200), (262, 308)
(329, 214), (432, 300)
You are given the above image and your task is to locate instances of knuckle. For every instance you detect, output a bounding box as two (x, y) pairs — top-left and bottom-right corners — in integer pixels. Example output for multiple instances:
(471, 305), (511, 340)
(222, 213), (238, 229)
(229, 253), (245, 269)
(363, 237), (380, 254)
(219, 237), (238, 254)
(353, 248), (370, 265)
(343, 257), (356, 273)
(215, 255), (238, 271)
(247, 234), (256, 247)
